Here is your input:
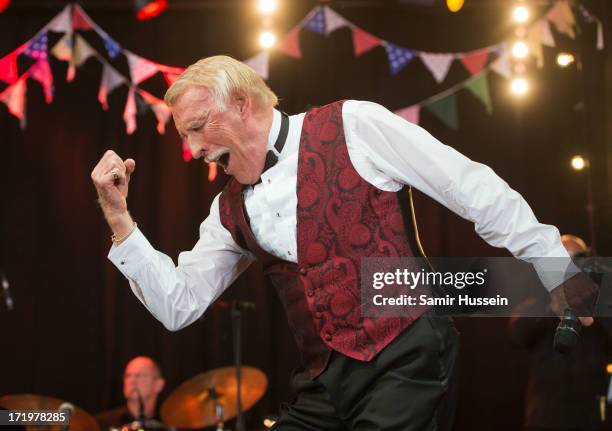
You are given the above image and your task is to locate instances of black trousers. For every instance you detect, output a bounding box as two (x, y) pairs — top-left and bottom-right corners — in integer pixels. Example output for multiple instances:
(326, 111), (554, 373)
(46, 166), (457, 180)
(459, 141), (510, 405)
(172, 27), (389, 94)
(272, 312), (459, 431)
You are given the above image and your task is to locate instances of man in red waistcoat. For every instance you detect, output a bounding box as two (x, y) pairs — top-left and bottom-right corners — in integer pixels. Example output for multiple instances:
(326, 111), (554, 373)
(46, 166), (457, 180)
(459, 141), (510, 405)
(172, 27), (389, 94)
(91, 55), (595, 430)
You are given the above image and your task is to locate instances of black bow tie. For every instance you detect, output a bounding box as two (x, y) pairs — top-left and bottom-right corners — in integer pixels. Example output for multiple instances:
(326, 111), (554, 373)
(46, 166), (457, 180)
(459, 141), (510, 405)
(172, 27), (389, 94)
(256, 111), (289, 183)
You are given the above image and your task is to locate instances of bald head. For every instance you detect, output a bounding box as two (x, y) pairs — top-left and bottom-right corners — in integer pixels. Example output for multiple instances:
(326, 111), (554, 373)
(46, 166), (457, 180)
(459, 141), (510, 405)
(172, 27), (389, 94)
(560, 234), (589, 257)
(123, 356), (164, 406)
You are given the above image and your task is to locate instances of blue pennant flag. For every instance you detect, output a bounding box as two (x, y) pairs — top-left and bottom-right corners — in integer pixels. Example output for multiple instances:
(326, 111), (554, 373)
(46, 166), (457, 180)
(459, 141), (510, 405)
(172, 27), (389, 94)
(103, 34), (122, 60)
(383, 42), (415, 75)
(304, 7), (325, 34)
(25, 32), (49, 61)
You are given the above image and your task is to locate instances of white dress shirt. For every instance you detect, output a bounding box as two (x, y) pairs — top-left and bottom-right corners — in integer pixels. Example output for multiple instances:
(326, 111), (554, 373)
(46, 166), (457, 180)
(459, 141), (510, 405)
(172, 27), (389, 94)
(109, 100), (571, 331)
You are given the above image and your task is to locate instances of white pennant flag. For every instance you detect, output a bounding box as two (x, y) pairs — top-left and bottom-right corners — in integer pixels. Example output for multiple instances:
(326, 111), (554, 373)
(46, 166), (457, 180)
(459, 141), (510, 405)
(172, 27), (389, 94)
(323, 6), (350, 35)
(98, 64), (127, 110)
(0, 77), (27, 129)
(123, 86), (137, 135)
(539, 20), (556, 47)
(243, 51), (269, 80)
(419, 52), (454, 83)
(490, 53), (512, 79)
(45, 4), (72, 33)
(126, 51), (159, 84)
(546, 0), (575, 39)
(73, 34), (97, 67)
(395, 105), (420, 125)
(51, 33), (73, 61)
(596, 21), (604, 50)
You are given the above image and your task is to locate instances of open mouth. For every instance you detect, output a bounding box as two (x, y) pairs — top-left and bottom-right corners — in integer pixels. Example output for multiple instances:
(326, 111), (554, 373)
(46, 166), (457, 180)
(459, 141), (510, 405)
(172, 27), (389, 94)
(217, 152), (230, 169)
(206, 149), (230, 170)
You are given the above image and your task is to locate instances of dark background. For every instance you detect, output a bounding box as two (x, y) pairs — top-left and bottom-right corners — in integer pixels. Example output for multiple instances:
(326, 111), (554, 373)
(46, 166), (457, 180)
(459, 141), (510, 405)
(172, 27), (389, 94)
(1, 0), (611, 429)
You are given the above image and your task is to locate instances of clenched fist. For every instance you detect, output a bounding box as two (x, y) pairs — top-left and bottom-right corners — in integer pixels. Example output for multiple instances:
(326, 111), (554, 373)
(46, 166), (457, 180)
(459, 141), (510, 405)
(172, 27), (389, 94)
(91, 150), (136, 240)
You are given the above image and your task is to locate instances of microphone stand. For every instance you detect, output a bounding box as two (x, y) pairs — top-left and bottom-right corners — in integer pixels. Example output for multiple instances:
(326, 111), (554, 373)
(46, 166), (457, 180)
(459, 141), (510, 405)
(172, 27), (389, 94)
(231, 305), (245, 431)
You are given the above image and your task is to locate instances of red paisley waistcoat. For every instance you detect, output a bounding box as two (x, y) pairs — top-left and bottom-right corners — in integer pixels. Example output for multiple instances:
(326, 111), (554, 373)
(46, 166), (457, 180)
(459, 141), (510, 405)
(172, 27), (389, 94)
(219, 101), (428, 377)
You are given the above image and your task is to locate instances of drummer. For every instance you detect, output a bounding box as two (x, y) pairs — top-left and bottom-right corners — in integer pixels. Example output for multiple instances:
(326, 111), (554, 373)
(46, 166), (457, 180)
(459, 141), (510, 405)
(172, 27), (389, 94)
(96, 356), (166, 431)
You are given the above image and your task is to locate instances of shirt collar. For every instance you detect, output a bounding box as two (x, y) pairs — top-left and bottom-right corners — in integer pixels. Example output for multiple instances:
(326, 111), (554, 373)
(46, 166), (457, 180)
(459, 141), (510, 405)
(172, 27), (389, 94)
(267, 109), (282, 156)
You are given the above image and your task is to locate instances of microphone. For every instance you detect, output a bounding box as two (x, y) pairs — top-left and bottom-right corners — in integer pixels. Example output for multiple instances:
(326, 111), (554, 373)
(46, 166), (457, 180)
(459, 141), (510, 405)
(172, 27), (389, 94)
(58, 402), (74, 431)
(1, 273), (13, 311)
(215, 300), (256, 311)
(136, 389), (145, 422)
(553, 308), (582, 354)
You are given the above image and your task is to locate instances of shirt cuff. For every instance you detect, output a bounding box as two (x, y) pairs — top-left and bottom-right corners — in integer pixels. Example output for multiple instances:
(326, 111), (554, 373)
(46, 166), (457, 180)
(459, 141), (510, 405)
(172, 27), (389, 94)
(530, 244), (581, 292)
(108, 227), (156, 279)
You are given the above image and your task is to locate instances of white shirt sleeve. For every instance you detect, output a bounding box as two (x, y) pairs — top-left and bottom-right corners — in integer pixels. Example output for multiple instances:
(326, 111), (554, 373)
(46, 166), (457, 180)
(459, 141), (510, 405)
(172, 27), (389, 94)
(342, 100), (573, 291)
(108, 194), (255, 330)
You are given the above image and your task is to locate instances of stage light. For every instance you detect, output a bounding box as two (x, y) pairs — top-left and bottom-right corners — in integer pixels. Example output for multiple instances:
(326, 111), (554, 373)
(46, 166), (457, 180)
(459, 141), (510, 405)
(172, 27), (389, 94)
(446, 0), (464, 13)
(607, 363), (612, 374)
(0, 0), (10, 13)
(512, 5), (529, 23)
(510, 77), (528, 96)
(512, 41), (529, 59)
(571, 155), (587, 171)
(258, 0), (278, 14)
(259, 31), (276, 49)
(556, 52), (575, 67)
(134, 0), (167, 21)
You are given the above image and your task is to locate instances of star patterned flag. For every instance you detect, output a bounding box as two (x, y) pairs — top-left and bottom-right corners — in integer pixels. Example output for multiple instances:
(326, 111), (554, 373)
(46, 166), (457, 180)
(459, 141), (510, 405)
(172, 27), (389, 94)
(304, 7), (325, 34)
(102, 33), (122, 59)
(25, 32), (49, 61)
(383, 42), (415, 75)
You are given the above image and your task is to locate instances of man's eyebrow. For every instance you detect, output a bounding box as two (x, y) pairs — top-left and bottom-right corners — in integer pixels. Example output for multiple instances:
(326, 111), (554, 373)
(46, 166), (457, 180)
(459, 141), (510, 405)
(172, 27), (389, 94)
(187, 113), (208, 127)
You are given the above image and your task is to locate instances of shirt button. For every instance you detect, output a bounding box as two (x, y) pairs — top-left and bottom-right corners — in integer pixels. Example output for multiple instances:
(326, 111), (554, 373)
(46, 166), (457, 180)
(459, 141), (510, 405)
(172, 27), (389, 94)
(276, 212), (281, 217)
(307, 288), (314, 297)
(267, 179), (271, 184)
(287, 251), (292, 256)
(300, 268), (307, 275)
(120, 260), (125, 265)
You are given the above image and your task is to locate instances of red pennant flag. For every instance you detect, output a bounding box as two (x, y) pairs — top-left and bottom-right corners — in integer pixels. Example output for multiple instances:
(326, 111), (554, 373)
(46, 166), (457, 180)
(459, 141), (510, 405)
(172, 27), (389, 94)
(208, 162), (217, 181)
(182, 138), (192, 162)
(72, 4), (95, 30)
(0, 53), (18, 84)
(123, 86), (137, 135)
(278, 28), (302, 59)
(162, 71), (181, 86)
(352, 27), (382, 56)
(0, 77), (27, 128)
(29, 60), (54, 103)
(138, 89), (171, 134)
(460, 49), (489, 76)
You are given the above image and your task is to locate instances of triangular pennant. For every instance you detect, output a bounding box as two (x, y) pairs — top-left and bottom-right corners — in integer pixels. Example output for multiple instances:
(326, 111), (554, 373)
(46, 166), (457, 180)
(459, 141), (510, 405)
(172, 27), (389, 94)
(419, 52), (454, 83)
(464, 72), (492, 114)
(394, 105), (420, 125)
(540, 20), (555, 48)
(182, 138), (192, 162)
(0, 77), (27, 129)
(208, 162), (217, 181)
(303, 7), (325, 34)
(24, 32), (49, 61)
(72, 4), (95, 30)
(460, 49), (488, 75)
(102, 33), (122, 59)
(138, 89), (171, 134)
(73, 34), (97, 67)
(98, 64), (127, 110)
(596, 21), (604, 50)
(527, 24), (545, 68)
(0, 53), (18, 84)
(323, 6), (350, 35)
(243, 51), (270, 80)
(29, 60), (54, 103)
(490, 53), (512, 79)
(51, 33), (73, 62)
(162, 71), (181, 86)
(123, 86), (137, 135)
(351, 27), (382, 56)
(45, 5), (72, 33)
(278, 28), (302, 59)
(383, 42), (416, 75)
(546, 0), (575, 39)
(425, 95), (458, 130)
(126, 51), (160, 84)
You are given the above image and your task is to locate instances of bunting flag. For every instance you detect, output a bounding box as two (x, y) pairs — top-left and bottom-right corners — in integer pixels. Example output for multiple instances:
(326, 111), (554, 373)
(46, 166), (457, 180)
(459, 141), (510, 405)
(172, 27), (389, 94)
(323, 6), (350, 35)
(102, 33), (122, 59)
(73, 34), (97, 67)
(383, 42), (416, 75)
(579, 4), (605, 50)
(420, 52), (454, 83)
(546, 0), (575, 39)
(123, 86), (137, 135)
(464, 71), (492, 114)
(395, 105), (420, 125)
(303, 7), (325, 34)
(162, 70), (182, 86)
(0, 77), (27, 129)
(208, 162), (217, 182)
(490, 53), (512, 79)
(243, 51), (270, 80)
(539, 20), (556, 48)
(72, 4), (95, 30)
(98, 64), (126, 110)
(126, 51), (160, 84)
(29, 60), (54, 103)
(45, 5), (72, 33)
(51, 33), (73, 62)
(527, 24), (545, 68)
(460, 49), (488, 76)
(425, 95), (458, 130)
(0, 53), (18, 84)
(351, 27), (382, 56)
(138, 89), (171, 134)
(24, 32), (49, 61)
(182, 138), (192, 162)
(278, 28), (302, 59)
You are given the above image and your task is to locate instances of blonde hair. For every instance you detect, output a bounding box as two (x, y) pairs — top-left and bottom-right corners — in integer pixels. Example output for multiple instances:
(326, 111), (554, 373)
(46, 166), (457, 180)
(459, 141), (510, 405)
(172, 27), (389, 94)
(164, 55), (278, 110)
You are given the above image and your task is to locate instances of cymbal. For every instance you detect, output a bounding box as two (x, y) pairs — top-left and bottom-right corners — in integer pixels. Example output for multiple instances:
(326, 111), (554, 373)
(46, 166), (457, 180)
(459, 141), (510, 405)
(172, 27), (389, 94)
(0, 394), (100, 431)
(161, 366), (267, 429)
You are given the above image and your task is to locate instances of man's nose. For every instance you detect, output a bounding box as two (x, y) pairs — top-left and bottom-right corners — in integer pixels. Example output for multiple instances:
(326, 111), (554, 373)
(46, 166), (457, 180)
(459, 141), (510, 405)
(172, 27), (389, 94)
(185, 138), (204, 160)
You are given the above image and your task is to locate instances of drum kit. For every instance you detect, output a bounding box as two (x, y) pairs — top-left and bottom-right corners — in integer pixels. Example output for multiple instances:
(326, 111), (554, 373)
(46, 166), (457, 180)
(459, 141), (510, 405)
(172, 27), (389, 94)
(0, 366), (272, 431)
